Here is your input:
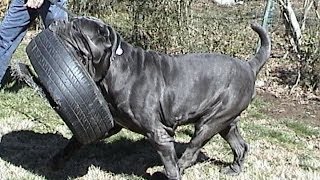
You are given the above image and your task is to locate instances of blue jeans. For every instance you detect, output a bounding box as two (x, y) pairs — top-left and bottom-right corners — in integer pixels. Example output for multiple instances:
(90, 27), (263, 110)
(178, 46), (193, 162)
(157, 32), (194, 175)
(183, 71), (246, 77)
(0, 0), (68, 83)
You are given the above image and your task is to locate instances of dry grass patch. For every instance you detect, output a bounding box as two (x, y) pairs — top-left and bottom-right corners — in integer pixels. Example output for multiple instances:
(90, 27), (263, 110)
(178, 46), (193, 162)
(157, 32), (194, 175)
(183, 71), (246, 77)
(2, 89), (319, 179)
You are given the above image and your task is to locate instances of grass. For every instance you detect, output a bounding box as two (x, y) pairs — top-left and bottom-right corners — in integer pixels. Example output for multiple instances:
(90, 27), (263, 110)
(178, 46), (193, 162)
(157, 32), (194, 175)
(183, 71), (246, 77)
(285, 120), (320, 138)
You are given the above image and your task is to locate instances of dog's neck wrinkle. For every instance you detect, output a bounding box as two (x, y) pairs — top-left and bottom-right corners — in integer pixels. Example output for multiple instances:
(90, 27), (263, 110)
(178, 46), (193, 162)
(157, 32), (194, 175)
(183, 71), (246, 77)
(132, 46), (177, 88)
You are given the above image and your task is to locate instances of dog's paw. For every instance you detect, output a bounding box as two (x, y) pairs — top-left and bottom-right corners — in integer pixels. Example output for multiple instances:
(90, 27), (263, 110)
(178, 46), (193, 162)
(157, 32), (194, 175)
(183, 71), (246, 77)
(150, 172), (169, 180)
(220, 165), (241, 176)
(150, 171), (180, 180)
(177, 158), (194, 173)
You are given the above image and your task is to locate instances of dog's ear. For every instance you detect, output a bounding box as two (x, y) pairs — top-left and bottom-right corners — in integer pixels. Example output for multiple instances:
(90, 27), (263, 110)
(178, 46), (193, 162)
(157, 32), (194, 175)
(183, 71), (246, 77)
(70, 17), (112, 61)
(49, 19), (94, 60)
(106, 25), (123, 59)
(77, 17), (123, 81)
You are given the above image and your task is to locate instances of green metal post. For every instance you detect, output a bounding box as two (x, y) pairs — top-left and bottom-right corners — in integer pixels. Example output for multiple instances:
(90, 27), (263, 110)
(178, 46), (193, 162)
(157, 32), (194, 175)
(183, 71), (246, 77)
(256, 0), (274, 52)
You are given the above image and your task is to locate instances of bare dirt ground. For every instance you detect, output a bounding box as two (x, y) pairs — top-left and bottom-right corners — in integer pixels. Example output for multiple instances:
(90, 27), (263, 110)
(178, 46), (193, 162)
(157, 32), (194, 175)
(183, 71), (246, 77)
(258, 89), (320, 126)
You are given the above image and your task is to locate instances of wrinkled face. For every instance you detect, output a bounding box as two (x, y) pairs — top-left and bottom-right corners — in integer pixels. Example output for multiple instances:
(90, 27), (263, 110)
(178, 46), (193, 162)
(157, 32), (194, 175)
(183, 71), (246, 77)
(70, 17), (112, 49)
(49, 16), (118, 81)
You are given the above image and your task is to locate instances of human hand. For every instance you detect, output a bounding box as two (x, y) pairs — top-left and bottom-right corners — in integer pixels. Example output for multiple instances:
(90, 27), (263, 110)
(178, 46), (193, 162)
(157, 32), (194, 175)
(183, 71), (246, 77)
(25, 0), (44, 9)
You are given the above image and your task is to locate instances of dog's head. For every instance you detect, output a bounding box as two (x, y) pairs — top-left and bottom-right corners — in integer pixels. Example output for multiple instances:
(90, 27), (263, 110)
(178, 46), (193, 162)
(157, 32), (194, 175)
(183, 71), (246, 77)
(49, 16), (122, 81)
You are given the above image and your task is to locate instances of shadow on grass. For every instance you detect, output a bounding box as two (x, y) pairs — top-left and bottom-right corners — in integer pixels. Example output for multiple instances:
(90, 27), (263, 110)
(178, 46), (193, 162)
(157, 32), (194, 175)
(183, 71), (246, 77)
(0, 130), (226, 180)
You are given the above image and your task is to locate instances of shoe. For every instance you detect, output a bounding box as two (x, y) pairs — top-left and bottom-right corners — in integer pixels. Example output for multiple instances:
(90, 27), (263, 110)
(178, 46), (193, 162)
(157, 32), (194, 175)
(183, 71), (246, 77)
(10, 62), (46, 97)
(0, 67), (13, 89)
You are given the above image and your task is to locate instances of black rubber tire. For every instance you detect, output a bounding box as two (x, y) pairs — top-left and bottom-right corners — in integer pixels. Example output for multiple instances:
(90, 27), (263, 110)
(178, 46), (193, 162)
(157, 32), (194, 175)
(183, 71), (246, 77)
(26, 29), (114, 144)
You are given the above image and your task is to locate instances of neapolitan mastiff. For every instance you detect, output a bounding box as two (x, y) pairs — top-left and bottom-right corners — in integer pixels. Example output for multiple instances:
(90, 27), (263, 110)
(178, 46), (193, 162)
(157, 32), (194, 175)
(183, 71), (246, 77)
(48, 17), (271, 179)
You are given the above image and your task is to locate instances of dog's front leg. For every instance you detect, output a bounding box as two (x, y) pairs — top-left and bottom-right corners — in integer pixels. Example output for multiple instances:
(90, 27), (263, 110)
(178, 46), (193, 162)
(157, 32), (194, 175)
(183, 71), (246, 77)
(148, 128), (181, 180)
(47, 125), (122, 171)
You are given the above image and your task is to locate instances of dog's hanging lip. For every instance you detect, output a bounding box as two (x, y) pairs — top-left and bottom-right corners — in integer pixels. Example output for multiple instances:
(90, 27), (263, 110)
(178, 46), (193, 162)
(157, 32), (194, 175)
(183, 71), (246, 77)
(116, 43), (123, 56)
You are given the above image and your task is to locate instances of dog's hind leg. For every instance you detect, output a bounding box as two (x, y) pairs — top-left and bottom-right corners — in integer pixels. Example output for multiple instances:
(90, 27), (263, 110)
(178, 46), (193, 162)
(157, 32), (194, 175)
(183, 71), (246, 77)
(177, 117), (230, 172)
(219, 116), (249, 175)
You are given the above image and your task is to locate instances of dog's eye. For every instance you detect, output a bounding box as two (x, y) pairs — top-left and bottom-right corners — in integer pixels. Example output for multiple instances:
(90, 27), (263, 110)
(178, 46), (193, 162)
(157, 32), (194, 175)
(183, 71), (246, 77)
(72, 22), (78, 30)
(98, 28), (107, 36)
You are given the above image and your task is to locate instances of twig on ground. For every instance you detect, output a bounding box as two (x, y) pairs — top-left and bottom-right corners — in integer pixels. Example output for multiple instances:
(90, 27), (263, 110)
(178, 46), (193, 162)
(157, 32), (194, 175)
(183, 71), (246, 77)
(290, 69), (301, 94)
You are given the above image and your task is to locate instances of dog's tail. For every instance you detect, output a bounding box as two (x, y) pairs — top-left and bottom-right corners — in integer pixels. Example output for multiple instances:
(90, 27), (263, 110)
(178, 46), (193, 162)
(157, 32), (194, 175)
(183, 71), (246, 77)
(248, 23), (271, 76)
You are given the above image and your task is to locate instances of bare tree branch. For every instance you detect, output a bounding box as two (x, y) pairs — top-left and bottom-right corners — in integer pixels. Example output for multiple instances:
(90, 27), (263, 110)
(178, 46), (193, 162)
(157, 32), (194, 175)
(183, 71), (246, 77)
(279, 0), (302, 52)
(314, 0), (320, 19)
(301, 0), (314, 32)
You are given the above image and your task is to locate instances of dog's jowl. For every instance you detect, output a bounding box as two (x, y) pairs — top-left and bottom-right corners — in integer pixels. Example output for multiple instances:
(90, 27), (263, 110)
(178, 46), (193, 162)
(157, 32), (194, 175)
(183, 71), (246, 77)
(48, 17), (271, 180)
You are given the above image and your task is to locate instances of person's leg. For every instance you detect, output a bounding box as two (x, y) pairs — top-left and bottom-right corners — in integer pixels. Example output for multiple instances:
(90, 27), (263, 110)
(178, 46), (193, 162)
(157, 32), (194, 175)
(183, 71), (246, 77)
(39, 0), (68, 28)
(0, 0), (39, 83)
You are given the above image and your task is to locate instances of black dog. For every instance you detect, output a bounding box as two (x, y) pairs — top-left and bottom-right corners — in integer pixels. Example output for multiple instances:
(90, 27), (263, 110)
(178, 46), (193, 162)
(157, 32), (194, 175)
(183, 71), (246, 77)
(48, 17), (271, 179)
